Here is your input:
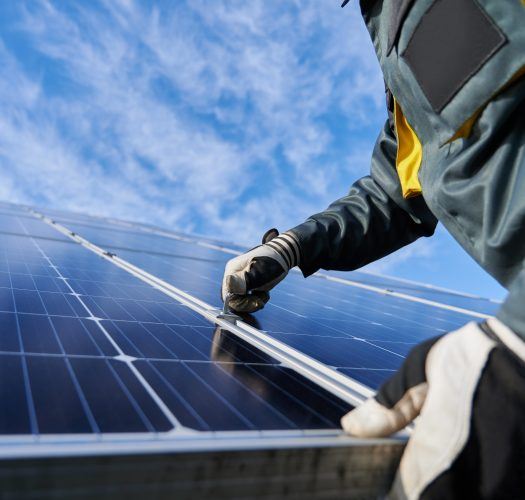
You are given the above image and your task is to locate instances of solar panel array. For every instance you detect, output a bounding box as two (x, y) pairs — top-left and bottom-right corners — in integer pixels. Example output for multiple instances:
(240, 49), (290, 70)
(0, 202), (497, 451)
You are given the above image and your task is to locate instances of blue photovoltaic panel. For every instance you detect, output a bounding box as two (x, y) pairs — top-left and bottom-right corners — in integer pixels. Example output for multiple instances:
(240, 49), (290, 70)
(42, 202), (500, 314)
(0, 201), (496, 421)
(31, 207), (494, 390)
(0, 204), (33, 217)
(41, 205), (249, 253)
(0, 215), (352, 436)
(135, 359), (350, 431)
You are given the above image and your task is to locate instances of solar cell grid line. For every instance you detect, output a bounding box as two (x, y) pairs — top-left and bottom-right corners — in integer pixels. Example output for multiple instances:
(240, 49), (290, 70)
(0, 216), (357, 437)
(0, 229), (180, 432)
(4, 265), (39, 435)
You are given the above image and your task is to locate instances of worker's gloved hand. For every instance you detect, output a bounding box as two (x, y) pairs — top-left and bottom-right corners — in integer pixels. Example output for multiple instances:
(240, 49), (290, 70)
(221, 229), (301, 313)
(341, 318), (525, 498)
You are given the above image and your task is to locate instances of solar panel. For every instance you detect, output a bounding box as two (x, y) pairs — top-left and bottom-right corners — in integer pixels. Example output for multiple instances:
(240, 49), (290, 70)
(48, 217), (232, 262)
(0, 212), (71, 243)
(23, 206), (497, 394)
(0, 215), (354, 439)
(10, 208), (494, 370)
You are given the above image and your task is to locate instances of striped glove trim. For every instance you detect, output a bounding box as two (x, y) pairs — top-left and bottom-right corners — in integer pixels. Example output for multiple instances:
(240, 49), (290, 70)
(265, 231), (302, 270)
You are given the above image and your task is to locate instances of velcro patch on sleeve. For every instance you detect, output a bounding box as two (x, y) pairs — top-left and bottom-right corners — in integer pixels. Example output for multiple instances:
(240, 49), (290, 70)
(402, 0), (506, 112)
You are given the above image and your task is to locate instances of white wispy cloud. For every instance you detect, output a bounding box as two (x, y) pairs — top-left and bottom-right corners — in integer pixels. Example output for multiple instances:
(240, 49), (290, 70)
(0, 0), (509, 299)
(0, 0), (387, 247)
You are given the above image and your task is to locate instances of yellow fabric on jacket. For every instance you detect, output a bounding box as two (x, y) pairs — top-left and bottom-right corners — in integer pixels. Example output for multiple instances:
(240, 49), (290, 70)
(394, 99), (423, 199)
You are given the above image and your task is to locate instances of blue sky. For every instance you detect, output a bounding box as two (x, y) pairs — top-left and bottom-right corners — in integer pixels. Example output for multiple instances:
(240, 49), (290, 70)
(0, 0), (506, 300)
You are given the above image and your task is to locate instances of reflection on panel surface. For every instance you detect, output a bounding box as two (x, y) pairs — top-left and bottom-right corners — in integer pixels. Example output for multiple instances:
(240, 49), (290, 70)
(136, 359), (348, 431)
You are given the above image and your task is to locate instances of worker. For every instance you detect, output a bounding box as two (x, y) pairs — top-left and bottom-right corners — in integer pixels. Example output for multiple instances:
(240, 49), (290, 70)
(222, 0), (525, 498)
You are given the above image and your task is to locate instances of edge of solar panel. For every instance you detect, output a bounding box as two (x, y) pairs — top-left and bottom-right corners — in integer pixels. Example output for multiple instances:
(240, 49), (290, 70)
(0, 441), (404, 498)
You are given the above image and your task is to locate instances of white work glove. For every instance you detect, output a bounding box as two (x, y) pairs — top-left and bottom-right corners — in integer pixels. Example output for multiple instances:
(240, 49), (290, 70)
(341, 318), (525, 499)
(221, 229), (301, 313)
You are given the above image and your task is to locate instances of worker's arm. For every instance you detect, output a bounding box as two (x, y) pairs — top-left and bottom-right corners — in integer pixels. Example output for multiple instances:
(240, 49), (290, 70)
(290, 119), (437, 277)
(222, 120), (437, 312)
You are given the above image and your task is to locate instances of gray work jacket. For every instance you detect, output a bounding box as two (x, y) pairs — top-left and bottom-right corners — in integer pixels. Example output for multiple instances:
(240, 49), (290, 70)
(291, 0), (525, 339)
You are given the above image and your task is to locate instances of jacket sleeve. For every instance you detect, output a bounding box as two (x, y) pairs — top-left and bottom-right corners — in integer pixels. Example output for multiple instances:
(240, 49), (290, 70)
(290, 120), (438, 277)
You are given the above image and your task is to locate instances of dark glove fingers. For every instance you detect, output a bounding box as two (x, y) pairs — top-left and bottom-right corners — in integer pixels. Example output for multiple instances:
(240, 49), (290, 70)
(375, 334), (443, 409)
(227, 291), (270, 313)
(342, 335), (443, 438)
(244, 257), (286, 291)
